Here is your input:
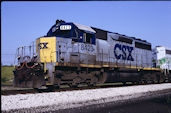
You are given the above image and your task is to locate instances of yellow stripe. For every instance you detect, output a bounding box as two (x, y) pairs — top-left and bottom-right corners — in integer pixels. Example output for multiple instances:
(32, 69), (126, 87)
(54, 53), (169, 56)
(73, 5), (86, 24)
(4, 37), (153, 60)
(46, 83), (54, 86)
(80, 64), (101, 68)
(103, 65), (109, 67)
(143, 67), (161, 71)
(124, 66), (143, 69)
(55, 62), (161, 71)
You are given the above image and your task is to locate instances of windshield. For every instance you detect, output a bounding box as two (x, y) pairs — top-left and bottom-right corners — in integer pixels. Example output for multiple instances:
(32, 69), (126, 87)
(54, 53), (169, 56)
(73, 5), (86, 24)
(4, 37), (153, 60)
(54, 30), (71, 38)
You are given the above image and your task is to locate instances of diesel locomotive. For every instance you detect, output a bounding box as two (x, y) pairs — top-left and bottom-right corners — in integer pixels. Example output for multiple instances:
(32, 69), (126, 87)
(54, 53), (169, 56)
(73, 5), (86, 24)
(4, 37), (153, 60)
(13, 20), (171, 88)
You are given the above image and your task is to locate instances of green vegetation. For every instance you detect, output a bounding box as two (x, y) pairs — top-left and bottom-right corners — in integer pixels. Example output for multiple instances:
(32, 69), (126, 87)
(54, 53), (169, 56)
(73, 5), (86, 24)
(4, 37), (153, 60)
(1, 66), (14, 85)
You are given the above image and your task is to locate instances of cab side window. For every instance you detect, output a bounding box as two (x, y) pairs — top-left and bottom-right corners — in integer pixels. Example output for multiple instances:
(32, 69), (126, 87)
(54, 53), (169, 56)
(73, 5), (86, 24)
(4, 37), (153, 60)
(83, 33), (93, 44)
(86, 33), (92, 43)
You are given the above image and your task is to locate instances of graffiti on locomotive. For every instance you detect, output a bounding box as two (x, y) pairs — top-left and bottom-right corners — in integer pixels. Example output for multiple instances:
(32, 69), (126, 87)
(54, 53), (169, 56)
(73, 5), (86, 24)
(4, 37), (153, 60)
(114, 43), (134, 61)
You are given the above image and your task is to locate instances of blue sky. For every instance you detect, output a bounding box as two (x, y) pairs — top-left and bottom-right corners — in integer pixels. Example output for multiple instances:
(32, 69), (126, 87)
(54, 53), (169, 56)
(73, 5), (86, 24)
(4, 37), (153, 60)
(1, 1), (171, 65)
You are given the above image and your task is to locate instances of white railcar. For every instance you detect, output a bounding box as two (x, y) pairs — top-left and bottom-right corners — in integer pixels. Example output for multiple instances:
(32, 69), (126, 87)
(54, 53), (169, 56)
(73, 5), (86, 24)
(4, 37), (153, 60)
(153, 46), (171, 71)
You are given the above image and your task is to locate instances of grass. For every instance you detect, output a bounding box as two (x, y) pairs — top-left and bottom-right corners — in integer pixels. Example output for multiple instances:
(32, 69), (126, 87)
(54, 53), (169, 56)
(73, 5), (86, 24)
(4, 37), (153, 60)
(1, 66), (14, 86)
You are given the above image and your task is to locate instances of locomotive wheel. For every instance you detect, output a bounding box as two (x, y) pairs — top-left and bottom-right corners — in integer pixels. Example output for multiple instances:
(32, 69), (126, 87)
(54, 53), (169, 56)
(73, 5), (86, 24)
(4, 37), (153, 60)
(87, 83), (95, 87)
(69, 84), (78, 88)
(169, 74), (171, 83)
(97, 72), (107, 84)
(144, 80), (147, 84)
(132, 81), (136, 85)
(86, 74), (99, 87)
(136, 81), (140, 85)
(55, 78), (61, 88)
(122, 82), (126, 85)
(70, 77), (81, 88)
(156, 73), (165, 84)
(47, 85), (54, 91)
(90, 76), (98, 85)
(47, 85), (57, 91)
(70, 85), (78, 88)
(160, 74), (166, 83)
(139, 80), (144, 85)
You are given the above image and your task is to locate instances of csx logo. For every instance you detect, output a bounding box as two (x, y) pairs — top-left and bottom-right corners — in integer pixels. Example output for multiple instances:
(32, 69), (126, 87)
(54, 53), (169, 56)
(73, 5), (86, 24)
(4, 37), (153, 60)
(114, 43), (134, 61)
(39, 43), (48, 49)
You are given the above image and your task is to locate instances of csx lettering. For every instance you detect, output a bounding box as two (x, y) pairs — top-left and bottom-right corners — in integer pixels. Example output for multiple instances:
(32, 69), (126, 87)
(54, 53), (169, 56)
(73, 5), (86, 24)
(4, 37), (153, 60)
(114, 43), (134, 61)
(39, 43), (48, 49)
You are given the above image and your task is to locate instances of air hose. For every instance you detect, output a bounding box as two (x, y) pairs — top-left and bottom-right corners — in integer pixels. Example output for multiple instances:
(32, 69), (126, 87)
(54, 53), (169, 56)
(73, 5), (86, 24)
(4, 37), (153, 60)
(15, 62), (38, 70)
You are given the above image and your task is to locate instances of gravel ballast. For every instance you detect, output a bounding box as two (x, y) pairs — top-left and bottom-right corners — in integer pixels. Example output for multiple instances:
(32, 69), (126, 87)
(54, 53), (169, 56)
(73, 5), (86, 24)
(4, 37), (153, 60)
(2, 83), (171, 112)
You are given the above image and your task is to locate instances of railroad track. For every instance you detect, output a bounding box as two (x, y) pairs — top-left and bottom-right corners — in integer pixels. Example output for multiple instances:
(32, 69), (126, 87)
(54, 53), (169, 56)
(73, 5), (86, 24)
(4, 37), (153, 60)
(1, 83), (161, 96)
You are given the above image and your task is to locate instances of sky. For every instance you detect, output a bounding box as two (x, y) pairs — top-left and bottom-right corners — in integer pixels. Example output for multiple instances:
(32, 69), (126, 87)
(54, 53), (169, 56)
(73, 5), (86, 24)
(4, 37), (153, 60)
(1, 1), (171, 65)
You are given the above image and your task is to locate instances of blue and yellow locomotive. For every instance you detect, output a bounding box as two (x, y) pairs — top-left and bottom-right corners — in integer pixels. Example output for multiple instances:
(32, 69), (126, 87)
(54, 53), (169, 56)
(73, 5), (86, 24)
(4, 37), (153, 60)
(13, 20), (171, 88)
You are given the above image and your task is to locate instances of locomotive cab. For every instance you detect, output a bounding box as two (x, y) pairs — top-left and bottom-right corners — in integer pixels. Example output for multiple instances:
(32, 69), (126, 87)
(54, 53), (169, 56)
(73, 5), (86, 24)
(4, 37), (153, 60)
(47, 21), (96, 44)
(34, 20), (97, 87)
(42, 20), (96, 64)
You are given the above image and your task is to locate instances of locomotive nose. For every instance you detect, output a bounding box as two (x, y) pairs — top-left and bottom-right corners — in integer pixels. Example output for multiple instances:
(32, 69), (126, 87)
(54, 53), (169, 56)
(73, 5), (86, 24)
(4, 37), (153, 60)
(13, 62), (45, 88)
